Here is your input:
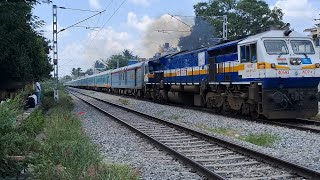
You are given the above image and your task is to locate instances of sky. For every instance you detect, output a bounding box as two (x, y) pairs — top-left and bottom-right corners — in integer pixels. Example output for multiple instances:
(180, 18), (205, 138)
(32, 0), (320, 77)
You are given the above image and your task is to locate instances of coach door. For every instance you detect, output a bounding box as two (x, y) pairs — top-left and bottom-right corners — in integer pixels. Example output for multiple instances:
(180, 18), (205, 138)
(134, 68), (137, 87)
(208, 57), (217, 82)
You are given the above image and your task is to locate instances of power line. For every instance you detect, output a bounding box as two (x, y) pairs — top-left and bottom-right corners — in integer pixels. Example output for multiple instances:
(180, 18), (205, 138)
(82, 0), (127, 57)
(171, 14), (224, 19)
(58, 0), (115, 68)
(155, 29), (191, 33)
(58, 9), (106, 33)
(168, 13), (192, 28)
(58, 6), (101, 13)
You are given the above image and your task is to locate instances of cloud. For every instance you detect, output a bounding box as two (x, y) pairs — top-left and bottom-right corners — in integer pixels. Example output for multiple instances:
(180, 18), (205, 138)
(59, 27), (137, 76)
(142, 14), (192, 57)
(88, 0), (101, 9)
(127, 12), (154, 32)
(272, 0), (319, 32)
(128, 0), (152, 6)
(274, 0), (317, 19)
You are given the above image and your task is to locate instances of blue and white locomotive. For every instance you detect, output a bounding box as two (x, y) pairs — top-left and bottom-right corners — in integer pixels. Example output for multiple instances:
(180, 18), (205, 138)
(66, 30), (320, 119)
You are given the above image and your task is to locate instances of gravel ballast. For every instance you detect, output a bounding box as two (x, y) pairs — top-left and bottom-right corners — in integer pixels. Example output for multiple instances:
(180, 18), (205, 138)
(72, 96), (203, 180)
(71, 88), (320, 172)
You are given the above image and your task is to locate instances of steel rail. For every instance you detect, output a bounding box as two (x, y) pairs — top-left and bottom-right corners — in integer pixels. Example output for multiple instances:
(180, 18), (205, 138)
(69, 90), (225, 179)
(72, 88), (320, 134)
(69, 88), (320, 179)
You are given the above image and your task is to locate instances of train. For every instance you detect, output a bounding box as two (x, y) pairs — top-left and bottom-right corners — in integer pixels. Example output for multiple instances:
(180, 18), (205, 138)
(66, 29), (320, 119)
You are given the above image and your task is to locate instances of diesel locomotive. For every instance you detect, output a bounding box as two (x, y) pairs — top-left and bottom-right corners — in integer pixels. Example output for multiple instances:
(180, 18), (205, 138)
(66, 30), (320, 119)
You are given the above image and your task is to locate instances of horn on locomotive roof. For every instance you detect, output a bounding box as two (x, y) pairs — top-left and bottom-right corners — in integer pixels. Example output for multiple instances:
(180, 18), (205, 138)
(284, 29), (293, 36)
(283, 23), (293, 36)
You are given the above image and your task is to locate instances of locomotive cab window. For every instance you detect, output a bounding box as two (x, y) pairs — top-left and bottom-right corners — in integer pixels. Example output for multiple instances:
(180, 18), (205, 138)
(264, 40), (288, 55)
(291, 40), (315, 54)
(240, 43), (257, 63)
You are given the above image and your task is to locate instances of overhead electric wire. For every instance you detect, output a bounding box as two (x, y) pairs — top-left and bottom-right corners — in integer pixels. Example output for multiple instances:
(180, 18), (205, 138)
(168, 13), (192, 28)
(155, 29), (191, 33)
(58, 9), (107, 33)
(58, 6), (101, 13)
(89, 0), (127, 42)
(82, 0), (127, 57)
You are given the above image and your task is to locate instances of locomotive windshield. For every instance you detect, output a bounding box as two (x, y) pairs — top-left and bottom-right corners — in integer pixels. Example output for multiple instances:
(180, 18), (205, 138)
(264, 40), (289, 55)
(291, 40), (315, 54)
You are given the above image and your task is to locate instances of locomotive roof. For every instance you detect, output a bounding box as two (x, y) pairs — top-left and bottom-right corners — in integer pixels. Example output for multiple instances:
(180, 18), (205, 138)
(239, 30), (310, 45)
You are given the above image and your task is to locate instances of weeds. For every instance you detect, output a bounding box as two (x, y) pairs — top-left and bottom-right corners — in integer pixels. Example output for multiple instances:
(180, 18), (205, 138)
(206, 127), (239, 137)
(196, 124), (278, 147)
(31, 89), (139, 179)
(169, 114), (181, 121)
(156, 110), (165, 116)
(119, 98), (129, 105)
(0, 92), (37, 178)
(240, 133), (278, 147)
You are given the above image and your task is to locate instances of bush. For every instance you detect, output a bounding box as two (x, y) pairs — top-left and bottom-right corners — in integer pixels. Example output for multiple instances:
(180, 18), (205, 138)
(31, 89), (139, 179)
(20, 110), (45, 137)
(0, 93), (35, 178)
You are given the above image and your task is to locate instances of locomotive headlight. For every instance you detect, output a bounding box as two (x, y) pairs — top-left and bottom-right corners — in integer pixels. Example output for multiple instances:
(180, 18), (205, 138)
(315, 63), (320, 68)
(297, 59), (302, 65)
(271, 63), (276, 68)
(290, 59), (297, 65)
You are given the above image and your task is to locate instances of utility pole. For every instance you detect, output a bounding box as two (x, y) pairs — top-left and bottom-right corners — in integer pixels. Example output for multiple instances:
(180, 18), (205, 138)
(53, 5), (59, 102)
(223, 15), (228, 41)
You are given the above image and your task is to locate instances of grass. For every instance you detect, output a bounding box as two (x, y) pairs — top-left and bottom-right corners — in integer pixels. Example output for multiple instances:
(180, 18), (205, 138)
(206, 127), (240, 137)
(169, 114), (181, 121)
(30, 89), (139, 180)
(119, 98), (129, 105)
(156, 110), (165, 116)
(240, 133), (278, 147)
(196, 124), (279, 147)
(0, 91), (40, 178)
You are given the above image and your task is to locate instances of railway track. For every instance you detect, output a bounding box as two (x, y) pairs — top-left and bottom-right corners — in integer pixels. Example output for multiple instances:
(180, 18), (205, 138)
(69, 88), (320, 180)
(72, 88), (320, 134)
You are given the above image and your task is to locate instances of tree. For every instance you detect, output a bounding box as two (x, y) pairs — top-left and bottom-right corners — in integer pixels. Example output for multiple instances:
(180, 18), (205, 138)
(122, 49), (134, 59)
(0, 0), (52, 85)
(105, 55), (128, 70)
(60, 75), (72, 83)
(71, 67), (84, 78)
(103, 49), (139, 70)
(178, 17), (219, 51)
(85, 68), (94, 76)
(94, 60), (106, 70)
(193, 0), (285, 40)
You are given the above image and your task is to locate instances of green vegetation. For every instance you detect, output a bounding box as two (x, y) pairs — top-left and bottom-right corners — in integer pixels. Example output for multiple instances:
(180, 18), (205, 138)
(1, 86), (139, 179)
(0, 0), (52, 84)
(0, 92), (42, 178)
(197, 124), (278, 147)
(206, 127), (239, 137)
(119, 98), (130, 105)
(31, 89), (139, 179)
(240, 133), (279, 147)
(156, 110), (166, 116)
(193, 0), (285, 40)
(169, 114), (181, 121)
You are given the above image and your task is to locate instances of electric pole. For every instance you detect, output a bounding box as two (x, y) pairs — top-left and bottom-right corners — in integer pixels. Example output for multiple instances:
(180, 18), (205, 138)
(223, 15), (228, 41)
(53, 5), (59, 102)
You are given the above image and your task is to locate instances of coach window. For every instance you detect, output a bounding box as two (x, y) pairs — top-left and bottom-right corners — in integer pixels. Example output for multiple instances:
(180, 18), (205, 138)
(240, 43), (257, 63)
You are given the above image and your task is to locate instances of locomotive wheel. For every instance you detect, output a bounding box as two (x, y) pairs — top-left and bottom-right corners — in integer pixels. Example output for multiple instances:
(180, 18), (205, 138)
(250, 105), (260, 119)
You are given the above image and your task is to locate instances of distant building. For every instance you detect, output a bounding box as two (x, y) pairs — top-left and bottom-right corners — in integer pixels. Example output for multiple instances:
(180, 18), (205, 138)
(304, 24), (320, 46)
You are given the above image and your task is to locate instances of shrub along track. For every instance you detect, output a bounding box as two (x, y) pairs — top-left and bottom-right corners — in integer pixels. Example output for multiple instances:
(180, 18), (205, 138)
(68, 88), (320, 180)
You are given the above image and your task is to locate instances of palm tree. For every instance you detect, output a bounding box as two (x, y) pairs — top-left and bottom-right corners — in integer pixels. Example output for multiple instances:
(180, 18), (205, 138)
(122, 49), (134, 59)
